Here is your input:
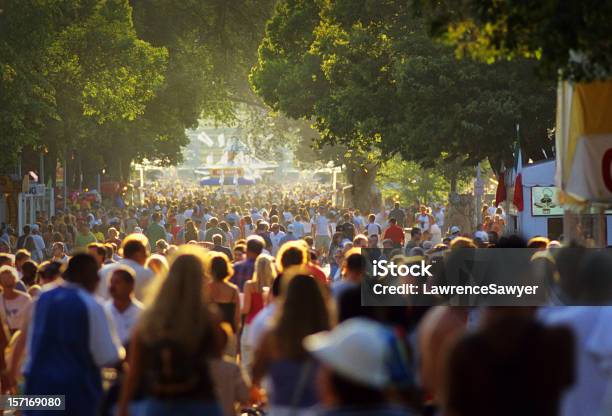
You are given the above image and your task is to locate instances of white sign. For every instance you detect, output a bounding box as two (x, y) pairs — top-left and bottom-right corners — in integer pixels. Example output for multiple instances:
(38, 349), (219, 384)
(531, 187), (563, 216)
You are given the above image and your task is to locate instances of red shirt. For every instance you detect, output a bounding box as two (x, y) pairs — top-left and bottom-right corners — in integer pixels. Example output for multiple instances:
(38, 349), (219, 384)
(384, 224), (405, 245)
(307, 264), (328, 285)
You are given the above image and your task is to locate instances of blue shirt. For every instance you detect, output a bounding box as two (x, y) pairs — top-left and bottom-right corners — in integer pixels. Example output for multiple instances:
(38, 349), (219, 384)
(230, 258), (255, 292)
(292, 221), (305, 238)
(24, 283), (123, 415)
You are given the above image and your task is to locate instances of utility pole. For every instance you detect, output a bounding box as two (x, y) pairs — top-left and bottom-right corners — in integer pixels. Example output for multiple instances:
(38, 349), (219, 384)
(475, 162), (483, 228)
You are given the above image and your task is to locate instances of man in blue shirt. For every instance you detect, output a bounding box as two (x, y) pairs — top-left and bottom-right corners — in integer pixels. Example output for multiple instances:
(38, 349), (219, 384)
(230, 235), (264, 292)
(24, 253), (124, 415)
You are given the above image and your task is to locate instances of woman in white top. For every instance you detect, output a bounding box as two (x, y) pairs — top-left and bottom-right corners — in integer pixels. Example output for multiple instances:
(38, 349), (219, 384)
(0, 266), (32, 335)
(415, 206), (434, 232)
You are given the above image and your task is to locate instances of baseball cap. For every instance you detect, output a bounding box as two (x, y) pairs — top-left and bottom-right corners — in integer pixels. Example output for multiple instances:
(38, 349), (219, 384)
(304, 318), (390, 388)
(287, 224), (295, 232)
(450, 225), (460, 234)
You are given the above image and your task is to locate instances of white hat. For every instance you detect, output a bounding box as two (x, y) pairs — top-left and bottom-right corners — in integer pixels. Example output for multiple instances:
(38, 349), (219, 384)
(133, 226), (143, 234)
(287, 223), (295, 232)
(450, 225), (460, 234)
(304, 318), (389, 388)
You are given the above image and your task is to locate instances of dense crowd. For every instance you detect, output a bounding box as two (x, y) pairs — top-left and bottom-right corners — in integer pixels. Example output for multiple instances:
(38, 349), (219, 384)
(0, 182), (609, 416)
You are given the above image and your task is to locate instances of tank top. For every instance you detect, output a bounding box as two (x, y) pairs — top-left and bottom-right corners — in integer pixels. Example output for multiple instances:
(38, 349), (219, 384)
(245, 292), (264, 324)
(268, 359), (318, 407)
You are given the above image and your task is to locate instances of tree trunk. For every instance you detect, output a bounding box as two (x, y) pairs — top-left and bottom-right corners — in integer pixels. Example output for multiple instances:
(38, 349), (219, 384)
(449, 173), (458, 194)
(344, 161), (379, 213)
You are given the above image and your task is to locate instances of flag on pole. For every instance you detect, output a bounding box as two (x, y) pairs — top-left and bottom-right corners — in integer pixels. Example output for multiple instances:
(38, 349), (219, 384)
(512, 141), (524, 212)
(495, 170), (506, 207)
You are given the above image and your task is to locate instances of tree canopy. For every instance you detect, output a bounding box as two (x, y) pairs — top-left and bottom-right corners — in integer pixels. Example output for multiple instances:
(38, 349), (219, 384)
(420, 0), (612, 81)
(1, 0), (274, 185)
(250, 0), (555, 179)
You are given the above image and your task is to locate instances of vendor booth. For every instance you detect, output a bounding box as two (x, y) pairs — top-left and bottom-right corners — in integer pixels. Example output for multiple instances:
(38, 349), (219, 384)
(509, 159), (612, 244)
(555, 80), (612, 246)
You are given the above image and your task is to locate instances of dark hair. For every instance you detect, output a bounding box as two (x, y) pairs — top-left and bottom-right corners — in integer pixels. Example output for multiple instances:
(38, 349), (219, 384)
(113, 267), (135, 285)
(21, 260), (38, 286)
(329, 371), (386, 406)
(63, 253), (99, 292)
(88, 242), (106, 259)
(445, 317), (573, 416)
(37, 261), (62, 283)
(345, 252), (366, 274)
(0, 254), (13, 267)
(275, 274), (330, 359)
(15, 249), (31, 262)
(271, 274), (283, 297)
(410, 227), (421, 237)
(210, 254), (231, 281)
(280, 246), (305, 269)
(122, 239), (146, 260)
(246, 236), (264, 256)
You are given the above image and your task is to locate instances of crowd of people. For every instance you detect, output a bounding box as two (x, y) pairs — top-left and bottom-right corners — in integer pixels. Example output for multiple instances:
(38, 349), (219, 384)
(0, 181), (609, 416)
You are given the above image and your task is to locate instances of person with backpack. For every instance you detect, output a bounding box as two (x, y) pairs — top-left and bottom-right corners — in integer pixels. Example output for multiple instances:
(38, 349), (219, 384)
(117, 246), (222, 416)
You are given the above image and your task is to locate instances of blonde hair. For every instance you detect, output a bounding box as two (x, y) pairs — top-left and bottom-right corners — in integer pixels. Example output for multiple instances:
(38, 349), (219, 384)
(138, 245), (211, 353)
(0, 266), (18, 284)
(253, 254), (277, 292)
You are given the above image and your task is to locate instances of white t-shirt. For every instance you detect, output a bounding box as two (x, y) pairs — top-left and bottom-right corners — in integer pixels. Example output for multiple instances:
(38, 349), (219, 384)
(416, 214), (431, 231)
(539, 307), (611, 416)
(97, 259), (154, 301)
(0, 291), (32, 331)
(314, 216), (330, 237)
(302, 220), (312, 235)
(104, 299), (144, 345)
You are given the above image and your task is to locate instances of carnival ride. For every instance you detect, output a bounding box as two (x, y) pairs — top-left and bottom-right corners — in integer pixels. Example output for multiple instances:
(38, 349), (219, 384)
(192, 132), (277, 187)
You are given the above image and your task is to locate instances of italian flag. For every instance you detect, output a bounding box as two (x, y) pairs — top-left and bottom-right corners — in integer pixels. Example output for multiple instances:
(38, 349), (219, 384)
(513, 141), (524, 212)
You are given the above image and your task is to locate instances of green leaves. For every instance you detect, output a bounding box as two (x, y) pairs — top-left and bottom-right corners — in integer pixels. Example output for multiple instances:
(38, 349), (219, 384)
(420, 0), (612, 81)
(251, 0), (555, 178)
